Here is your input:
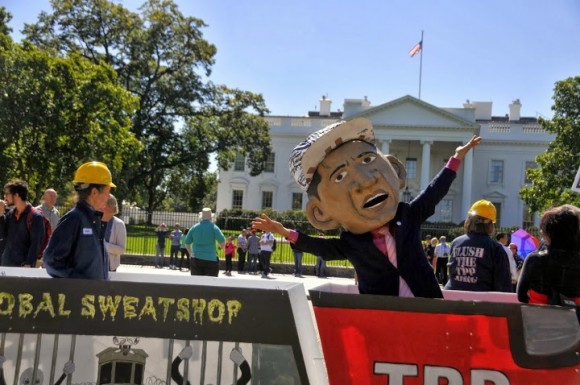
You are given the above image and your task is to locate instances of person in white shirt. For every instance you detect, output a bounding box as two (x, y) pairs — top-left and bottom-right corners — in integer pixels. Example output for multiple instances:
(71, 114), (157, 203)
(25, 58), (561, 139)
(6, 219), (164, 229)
(102, 194), (126, 272)
(433, 236), (451, 285)
(259, 231), (275, 278)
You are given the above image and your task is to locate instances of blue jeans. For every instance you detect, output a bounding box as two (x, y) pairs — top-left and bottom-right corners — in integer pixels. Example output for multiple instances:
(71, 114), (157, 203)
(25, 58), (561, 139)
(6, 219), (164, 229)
(293, 251), (303, 276)
(155, 243), (165, 266)
(315, 256), (326, 277)
(169, 245), (180, 266)
(247, 253), (259, 273)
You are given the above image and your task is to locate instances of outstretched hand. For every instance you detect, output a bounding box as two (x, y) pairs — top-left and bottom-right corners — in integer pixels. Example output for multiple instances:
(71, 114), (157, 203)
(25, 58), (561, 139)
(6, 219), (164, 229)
(454, 135), (482, 160)
(63, 360), (75, 375)
(230, 347), (247, 365)
(179, 345), (193, 360)
(251, 214), (290, 238)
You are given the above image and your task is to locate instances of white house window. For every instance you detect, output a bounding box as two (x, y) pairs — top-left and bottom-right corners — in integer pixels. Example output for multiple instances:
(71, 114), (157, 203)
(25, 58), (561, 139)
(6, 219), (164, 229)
(405, 158), (417, 180)
(264, 152), (275, 173)
(489, 160), (504, 184)
(262, 191), (273, 209)
(440, 199), (453, 223)
(232, 190), (243, 209)
(524, 161), (537, 184)
(234, 152), (245, 172)
(292, 193), (303, 210)
(523, 203), (534, 228)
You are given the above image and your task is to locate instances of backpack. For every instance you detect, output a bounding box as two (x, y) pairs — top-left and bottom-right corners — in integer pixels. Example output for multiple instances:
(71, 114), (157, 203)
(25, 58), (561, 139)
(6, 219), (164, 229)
(272, 238), (277, 252)
(26, 207), (52, 259)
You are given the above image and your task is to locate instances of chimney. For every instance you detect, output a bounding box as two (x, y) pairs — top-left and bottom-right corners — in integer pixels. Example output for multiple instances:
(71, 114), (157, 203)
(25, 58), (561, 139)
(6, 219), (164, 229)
(320, 95), (331, 117)
(509, 99), (521, 121)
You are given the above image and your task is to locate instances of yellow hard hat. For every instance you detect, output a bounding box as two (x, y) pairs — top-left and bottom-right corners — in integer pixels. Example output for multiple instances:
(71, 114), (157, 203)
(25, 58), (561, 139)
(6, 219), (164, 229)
(73, 161), (116, 187)
(468, 199), (496, 223)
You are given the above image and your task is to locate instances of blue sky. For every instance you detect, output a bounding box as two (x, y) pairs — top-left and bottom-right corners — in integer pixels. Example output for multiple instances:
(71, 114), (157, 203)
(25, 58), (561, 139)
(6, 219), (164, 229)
(3, 0), (580, 119)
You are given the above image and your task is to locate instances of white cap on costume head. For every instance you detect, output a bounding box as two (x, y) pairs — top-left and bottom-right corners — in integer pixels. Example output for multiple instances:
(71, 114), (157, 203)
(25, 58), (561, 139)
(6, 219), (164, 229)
(288, 117), (375, 191)
(201, 207), (212, 221)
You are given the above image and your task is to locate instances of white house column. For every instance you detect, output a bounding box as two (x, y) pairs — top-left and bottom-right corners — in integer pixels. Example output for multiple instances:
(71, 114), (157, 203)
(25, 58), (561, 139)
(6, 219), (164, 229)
(380, 139), (391, 155)
(461, 149), (474, 218)
(420, 140), (432, 190)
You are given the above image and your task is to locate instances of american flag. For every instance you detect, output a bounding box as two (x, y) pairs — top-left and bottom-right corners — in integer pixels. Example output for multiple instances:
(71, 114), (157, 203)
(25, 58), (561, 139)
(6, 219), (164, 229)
(408, 40), (422, 57)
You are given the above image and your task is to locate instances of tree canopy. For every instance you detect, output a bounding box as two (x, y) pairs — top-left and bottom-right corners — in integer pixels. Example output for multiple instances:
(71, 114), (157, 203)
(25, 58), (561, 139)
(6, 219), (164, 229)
(0, 33), (142, 202)
(21, 0), (271, 213)
(520, 76), (580, 213)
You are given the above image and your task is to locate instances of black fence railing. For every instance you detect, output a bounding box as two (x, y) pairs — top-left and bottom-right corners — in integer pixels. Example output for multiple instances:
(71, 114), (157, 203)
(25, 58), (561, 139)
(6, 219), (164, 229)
(52, 206), (532, 269)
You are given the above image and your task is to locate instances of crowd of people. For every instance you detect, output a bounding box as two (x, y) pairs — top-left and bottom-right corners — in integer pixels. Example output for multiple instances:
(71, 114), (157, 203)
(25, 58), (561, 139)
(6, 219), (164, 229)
(0, 158), (578, 321)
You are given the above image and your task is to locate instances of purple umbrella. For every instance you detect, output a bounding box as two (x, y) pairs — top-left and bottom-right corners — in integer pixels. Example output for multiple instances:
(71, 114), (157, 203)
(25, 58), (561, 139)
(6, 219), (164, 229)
(510, 229), (540, 258)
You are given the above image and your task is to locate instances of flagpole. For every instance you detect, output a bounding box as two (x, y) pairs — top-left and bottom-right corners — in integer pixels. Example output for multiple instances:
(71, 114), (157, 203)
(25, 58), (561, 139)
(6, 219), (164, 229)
(418, 30), (424, 100)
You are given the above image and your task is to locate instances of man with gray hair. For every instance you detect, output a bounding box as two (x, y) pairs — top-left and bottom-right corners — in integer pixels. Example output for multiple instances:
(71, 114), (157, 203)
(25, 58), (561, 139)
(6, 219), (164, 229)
(184, 208), (225, 276)
(37, 188), (60, 232)
(101, 194), (126, 272)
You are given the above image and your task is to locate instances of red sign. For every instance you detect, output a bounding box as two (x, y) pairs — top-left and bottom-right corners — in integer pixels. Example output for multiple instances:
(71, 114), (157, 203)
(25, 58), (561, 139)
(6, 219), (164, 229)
(311, 285), (580, 385)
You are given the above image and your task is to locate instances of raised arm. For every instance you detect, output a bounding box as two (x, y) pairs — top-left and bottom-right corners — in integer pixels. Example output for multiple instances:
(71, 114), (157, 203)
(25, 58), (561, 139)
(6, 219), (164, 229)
(252, 214), (291, 238)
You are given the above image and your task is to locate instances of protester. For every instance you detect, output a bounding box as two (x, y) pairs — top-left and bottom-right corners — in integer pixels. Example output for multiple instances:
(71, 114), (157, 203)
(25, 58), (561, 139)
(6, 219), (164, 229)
(252, 117), (481, 297)
(290, 242), (304, 277)
(246, 229), (260, 275)
(37, 188), (60, 232)
(185, 208), (225, 277)
(0, 180), (46, 267)
(237, 228), (248, 273)
(445, 200), (512, 292)
(154, 223), (169, 268)
(424, 237), (438, 270)
(496, 232), (518, 291)
(178, 227), (190, 271)
(517, 204), (580, 322)
(315, 232), (327, 278)
(102, 194), (126, 272)
(44, 161), (115, 279)
(259, 229), (275, 278)
(224, 235), (236, 276)
(169, 223), (183, 270)
(433, 236), (450, 284)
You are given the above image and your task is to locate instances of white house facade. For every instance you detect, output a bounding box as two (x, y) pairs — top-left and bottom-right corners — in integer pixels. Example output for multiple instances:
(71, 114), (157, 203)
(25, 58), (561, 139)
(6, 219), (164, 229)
(216, 95), (554, 228)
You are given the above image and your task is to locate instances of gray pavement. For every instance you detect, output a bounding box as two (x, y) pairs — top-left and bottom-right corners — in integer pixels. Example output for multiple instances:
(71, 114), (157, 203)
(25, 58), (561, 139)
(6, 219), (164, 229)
(115, 263), (356, 296)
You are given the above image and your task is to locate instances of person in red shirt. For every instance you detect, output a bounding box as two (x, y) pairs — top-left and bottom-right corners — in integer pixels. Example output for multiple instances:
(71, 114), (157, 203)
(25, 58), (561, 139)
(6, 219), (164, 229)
(224, 235), (236, 276)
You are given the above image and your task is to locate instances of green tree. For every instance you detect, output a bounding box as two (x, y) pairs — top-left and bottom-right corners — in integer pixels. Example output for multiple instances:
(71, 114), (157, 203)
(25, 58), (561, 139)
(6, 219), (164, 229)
(520, 76), (580, 213)
(23, 0), (271, 215)
(0, 6), (12, 36)
(0, 35), (141, 202)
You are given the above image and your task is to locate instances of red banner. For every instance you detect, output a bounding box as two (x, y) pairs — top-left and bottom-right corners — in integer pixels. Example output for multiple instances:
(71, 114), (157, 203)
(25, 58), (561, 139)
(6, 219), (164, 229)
(311, 285), (580, 385)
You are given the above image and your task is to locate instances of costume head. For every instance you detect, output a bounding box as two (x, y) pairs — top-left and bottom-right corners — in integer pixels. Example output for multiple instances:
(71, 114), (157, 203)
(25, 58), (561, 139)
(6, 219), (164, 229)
(289, 118), (406, 234)
(20, 368), (44, 385)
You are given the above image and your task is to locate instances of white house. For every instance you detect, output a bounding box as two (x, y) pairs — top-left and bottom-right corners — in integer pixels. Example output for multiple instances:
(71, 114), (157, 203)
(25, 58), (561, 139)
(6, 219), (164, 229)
(216, 95), (553, 228)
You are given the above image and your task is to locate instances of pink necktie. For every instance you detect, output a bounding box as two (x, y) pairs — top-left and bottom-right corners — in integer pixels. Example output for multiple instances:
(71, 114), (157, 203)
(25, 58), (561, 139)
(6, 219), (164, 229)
(375, 227), (414, 298)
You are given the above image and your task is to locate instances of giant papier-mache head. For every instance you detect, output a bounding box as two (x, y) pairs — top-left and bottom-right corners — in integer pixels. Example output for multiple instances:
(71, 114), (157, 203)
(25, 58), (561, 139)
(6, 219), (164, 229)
(289, 117), (407, 234)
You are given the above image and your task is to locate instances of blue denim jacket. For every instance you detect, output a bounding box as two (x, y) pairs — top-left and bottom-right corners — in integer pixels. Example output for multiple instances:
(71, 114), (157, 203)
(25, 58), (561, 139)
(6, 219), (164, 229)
(44, 200), (109, 280)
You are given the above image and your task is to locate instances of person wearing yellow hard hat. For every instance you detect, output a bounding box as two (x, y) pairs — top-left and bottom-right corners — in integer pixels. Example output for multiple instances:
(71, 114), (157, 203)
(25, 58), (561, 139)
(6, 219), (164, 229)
(444, 199), (512, 292)
(44, 161), (116, 280)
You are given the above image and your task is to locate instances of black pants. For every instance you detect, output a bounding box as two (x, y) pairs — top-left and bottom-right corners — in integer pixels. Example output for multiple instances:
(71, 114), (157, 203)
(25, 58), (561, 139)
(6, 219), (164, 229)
(179, 248), (190, 269)
(237, 247), (247, 272)
(225, 253), (233, 272)
(259, 250), (272, 276)
(436, 257), (449, 284)
(190, 258), (219, 277)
